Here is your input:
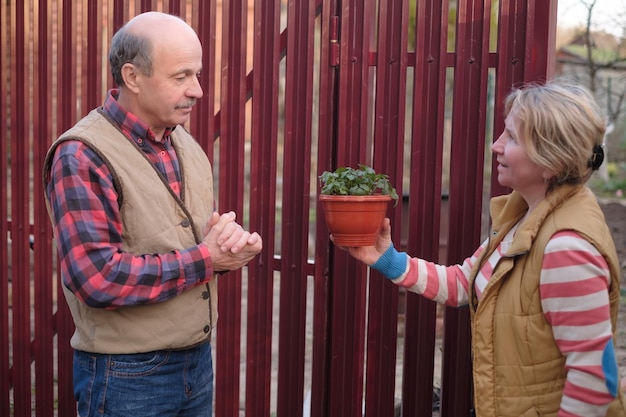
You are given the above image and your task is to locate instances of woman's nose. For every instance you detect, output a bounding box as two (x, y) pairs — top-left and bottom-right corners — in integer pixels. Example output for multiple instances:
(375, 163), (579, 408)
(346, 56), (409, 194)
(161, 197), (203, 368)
(491, 133), (504, 153)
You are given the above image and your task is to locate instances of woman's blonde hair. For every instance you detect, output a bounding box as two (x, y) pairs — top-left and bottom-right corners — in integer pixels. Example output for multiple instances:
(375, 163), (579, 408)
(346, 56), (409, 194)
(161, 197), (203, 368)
(503, 81), (606, 190)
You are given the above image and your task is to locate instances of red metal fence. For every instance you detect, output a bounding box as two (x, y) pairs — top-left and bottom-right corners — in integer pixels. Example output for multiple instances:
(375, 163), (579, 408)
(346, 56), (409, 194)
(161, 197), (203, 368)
(1, 0), (556, 416)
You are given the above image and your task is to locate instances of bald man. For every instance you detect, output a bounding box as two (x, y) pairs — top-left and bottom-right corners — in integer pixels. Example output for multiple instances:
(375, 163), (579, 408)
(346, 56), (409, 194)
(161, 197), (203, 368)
(44, 12), (261, 416)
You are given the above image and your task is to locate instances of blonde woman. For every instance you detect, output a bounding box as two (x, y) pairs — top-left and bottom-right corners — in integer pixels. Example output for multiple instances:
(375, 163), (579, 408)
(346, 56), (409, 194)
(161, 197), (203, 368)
(341, 81), (626, 416)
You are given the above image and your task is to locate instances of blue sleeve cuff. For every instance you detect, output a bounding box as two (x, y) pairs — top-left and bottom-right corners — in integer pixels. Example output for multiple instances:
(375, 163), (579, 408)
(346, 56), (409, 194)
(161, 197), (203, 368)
(370, 244), (407, 279)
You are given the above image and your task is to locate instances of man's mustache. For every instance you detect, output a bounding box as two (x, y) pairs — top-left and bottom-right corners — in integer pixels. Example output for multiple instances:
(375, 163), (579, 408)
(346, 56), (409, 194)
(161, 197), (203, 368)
(175, 100), (196, 109)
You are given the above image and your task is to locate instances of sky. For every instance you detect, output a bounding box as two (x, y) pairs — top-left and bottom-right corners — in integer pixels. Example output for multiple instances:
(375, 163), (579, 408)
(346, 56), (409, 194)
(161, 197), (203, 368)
(557, 0), (626, 37)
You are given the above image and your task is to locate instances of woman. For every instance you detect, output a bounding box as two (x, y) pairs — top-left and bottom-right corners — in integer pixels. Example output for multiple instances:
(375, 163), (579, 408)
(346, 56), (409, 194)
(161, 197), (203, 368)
(342, 81), (626, 416)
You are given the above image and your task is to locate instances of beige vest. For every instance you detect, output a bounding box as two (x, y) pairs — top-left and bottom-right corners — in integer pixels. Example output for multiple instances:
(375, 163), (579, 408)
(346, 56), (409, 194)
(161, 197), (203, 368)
(43, 109), (218, 353)
(468, 185), (626, 416)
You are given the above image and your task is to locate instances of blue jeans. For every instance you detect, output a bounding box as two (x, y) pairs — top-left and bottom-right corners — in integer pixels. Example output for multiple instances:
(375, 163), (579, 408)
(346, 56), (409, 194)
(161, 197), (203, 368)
(73, 343), (213, 417)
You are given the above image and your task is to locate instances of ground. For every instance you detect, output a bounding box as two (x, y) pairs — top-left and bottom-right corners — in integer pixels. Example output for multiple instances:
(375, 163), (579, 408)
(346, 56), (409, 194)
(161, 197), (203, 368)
(600, 200), (626, 374)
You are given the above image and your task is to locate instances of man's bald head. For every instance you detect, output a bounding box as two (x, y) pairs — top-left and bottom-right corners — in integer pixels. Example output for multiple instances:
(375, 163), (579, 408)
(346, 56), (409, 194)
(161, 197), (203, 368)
(109, 12), (199, 87)
(124, 11), (197, 39)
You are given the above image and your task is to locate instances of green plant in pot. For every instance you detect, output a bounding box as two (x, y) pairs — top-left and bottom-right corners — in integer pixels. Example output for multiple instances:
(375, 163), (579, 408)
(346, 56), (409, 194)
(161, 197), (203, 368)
(319, 164), (398, 247)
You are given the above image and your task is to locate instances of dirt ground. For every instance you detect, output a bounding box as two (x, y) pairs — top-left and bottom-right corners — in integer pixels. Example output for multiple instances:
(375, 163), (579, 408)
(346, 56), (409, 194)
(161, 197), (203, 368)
(599, 200), (626, 375)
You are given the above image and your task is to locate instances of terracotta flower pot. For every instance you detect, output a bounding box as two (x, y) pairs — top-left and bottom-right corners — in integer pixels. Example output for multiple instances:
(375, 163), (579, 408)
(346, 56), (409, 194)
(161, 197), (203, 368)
(319, 194), (392, 246)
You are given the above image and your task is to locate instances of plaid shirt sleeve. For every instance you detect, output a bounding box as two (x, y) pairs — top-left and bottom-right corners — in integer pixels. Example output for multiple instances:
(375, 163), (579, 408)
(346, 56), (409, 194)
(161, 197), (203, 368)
(46, 140), (213, 309)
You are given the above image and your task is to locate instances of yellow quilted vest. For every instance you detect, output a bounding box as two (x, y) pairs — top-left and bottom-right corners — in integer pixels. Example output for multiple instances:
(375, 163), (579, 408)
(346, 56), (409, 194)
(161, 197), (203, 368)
(468, 185), (626, 416)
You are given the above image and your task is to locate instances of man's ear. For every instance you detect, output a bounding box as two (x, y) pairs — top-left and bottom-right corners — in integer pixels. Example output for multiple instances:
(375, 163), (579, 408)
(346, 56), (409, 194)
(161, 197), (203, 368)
(121, 63), (140, 94)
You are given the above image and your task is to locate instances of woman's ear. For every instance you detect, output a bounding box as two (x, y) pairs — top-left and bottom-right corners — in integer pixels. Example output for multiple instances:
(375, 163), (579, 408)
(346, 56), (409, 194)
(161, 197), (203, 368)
(542, 169), (556, 184)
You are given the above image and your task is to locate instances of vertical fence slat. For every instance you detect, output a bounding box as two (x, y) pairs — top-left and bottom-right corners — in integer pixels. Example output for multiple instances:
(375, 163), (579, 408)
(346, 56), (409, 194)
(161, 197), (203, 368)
(140, 0), (153, 13)
(0, 0), (10, 412)
(33, 0), (55, 414)
(55, 2), (79, 414)
(491, 0), (525, 198)
(365, 0), (408, 414)
(524, 0), (557, 84)
(168, 0), (181, 16)
(59, 0), (77, 131)
(311, 1), (337, 415)
(491, 0), (557, 198)
(112, 0), (126, 32)
(441, 0), (493, 416)
(244, 0), (280, 415)
(54, 283), (76, 417)
(524, 0), (557, 80)
(190, 0), (216, 155)
(85, 0), (103, 113)
(403, 0), (449, 415)
(10, 2), (33, 415)
(276, 0), (316, 415)
(216, 0), (247, 415)
(326, 0), (370, 415)
(448, 0), (491, 252)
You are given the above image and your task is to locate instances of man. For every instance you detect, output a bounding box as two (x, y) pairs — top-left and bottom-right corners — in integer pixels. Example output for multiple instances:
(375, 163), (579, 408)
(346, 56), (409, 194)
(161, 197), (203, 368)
(43, 12), (261, 416)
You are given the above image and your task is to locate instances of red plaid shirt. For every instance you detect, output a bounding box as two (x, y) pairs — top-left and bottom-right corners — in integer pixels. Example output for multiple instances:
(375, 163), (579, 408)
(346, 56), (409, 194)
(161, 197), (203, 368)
(46, 89), (212, 309)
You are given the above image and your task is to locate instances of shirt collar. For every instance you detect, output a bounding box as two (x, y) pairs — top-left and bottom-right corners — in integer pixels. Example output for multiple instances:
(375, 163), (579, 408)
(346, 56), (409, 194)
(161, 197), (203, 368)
(102, 89), (175, 144)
